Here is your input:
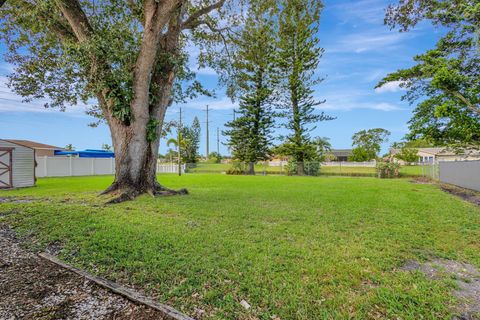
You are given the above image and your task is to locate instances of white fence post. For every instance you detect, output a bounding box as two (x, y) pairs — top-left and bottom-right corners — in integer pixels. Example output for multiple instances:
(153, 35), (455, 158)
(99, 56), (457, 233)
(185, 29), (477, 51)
(44, 156), (48, 177)
(69, 156), (73, 176)
(91, 158), (95, 175)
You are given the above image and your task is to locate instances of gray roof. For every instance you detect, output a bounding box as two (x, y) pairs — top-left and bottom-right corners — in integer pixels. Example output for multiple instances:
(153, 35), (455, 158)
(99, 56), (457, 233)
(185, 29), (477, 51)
(329, 149), (353, 157)
(390, 147), (480, 156)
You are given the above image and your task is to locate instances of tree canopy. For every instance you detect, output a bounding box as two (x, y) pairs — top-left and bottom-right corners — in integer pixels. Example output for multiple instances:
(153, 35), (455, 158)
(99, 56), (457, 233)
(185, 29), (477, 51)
(223, 8), (277, 174)
(0, 0), (232, 200)
(379, 0), (480, 149)
(276, 0), (333, 174)
(350, 128), (391, 161)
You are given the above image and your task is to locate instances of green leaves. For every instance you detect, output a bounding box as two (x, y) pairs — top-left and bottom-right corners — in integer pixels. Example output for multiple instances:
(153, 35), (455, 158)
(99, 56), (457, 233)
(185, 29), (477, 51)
(380, 0), (480, 149)
(275, 0), (333, 162)
(146, 118), (160, 143)
(351, 129), (391, 161)
(224, 7), (277, 165)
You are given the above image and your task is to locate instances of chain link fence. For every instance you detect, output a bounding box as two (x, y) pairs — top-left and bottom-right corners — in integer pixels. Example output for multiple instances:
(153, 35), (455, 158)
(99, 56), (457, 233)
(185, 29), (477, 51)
(160, 161), (436, 178)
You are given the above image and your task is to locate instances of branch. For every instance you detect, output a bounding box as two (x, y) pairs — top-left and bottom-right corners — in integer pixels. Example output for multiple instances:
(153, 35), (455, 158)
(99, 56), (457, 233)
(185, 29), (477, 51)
(127, 0), (144, 26)
(14, 1), (76, 42)
(449, 90), (480, 117)
(54, 0), (94, 42)
(181, 0), (225, 30)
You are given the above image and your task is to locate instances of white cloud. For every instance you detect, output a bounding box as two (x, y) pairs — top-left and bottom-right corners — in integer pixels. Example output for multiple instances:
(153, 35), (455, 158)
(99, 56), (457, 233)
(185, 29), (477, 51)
(368, 102), (402, 111)
(319, 101), (402, 112)
(174, 96), (237, 111)
(329, 0), (388, 25)
(375, 80), (405, 93)
(327, 31), (412, 54)
(0, 76), (89, 115)
(316, 88), (404, 112)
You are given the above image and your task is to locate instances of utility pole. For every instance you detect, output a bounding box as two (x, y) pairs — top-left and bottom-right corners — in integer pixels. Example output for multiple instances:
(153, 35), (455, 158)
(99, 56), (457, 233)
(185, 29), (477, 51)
(204, 105), (210, 158)
(217, 127), (220, 155)
(177, 107), (182, 176)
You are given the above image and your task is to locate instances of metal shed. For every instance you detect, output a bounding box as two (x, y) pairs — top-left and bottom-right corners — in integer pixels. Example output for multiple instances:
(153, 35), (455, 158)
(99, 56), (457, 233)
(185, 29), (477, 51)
(0, 139), (35, 188)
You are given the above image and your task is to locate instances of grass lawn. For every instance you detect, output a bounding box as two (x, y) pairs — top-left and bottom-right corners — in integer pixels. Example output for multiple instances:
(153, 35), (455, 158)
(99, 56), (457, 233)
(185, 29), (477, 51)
(1, 175), (479, 319)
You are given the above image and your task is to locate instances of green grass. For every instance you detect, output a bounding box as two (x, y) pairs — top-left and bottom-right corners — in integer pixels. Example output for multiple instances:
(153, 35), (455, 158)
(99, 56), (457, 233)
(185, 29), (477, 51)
(1, 175), (479, 319)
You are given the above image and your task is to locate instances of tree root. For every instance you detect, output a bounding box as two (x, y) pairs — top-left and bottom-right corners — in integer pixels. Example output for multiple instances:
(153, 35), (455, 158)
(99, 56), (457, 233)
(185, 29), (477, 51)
(153, 182), (189, 196)
(99, 182), (120, 196)
(103, 183), (188, 204)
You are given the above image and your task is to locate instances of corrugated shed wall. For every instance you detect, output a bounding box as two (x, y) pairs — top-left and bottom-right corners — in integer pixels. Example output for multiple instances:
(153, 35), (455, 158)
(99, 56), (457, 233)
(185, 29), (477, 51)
(0, 139), (35, 188)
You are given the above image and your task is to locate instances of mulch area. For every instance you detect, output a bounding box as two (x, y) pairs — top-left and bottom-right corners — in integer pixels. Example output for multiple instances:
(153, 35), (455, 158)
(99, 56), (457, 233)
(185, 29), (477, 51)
(0, 226), (166, 320)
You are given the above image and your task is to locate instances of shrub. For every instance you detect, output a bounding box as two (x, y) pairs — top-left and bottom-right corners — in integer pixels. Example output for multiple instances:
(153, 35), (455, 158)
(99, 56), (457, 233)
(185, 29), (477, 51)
(226, 162), (247, 175)
(376, 161), (400, 178)
(207, 152), (222, 164)
(286, 160), (320, 176)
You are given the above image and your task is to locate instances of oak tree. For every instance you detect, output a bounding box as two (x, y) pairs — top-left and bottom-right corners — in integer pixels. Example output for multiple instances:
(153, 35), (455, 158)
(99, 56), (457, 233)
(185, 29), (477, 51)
(0, 0), (229, 201)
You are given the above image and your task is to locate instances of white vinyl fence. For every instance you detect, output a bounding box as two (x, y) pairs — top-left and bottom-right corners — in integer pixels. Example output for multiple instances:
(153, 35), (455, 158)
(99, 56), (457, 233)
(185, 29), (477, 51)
(439, 160), (480, 191)
(36, 156), (184, 178)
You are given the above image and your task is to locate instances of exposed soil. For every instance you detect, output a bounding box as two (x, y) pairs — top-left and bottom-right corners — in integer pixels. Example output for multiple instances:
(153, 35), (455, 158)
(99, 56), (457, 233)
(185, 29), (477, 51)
(410, 177), (435, 184)
(0, 196), (34, 204)
(0, 226), (167, 320)
(410, 178), (480, 207)
(401, 259), (480, 319)
(440, 184), (480, 206)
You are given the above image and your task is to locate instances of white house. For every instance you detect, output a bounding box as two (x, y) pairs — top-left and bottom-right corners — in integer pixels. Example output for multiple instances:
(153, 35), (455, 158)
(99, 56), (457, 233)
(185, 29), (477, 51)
(391, 147), (480, 164)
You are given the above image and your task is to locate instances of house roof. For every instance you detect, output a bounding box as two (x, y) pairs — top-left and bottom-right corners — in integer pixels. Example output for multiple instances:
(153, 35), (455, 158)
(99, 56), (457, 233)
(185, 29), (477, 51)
(329, 149), (353, 157)
(3, 139), (64, 151)
(390, 147), (480, 156)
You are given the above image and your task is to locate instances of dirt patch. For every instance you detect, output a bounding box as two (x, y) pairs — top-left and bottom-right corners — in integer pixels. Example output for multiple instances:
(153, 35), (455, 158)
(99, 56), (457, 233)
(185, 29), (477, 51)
(410, 177), (435, 184)
(0, 226), (167, 320)
(0, 196), (34, 203)
(409, 179), (480, 207)
(401, 259), (480, 319)
(440, 184), (480, 206)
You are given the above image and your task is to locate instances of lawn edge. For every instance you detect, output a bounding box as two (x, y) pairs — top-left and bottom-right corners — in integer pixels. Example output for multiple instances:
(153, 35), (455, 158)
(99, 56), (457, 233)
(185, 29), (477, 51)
(38, 252), (195, 320)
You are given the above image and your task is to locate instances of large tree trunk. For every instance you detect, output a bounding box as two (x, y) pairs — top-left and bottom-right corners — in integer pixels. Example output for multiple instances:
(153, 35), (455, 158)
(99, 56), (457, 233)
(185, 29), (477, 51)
(296, 162), (305, 176)
(101, 119), (187, 203)
(100, 9), (185, 203)
(248, 162), (255, 175)
(100, 85), (187, 203)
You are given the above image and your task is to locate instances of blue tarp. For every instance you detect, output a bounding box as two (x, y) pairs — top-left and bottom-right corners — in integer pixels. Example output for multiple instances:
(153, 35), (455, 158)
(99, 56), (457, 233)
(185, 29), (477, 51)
(54, 149), (115, 158)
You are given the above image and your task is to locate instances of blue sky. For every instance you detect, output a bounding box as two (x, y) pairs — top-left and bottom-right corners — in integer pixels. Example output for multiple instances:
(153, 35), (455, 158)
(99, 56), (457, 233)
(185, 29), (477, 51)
(0, 0), (442, 155)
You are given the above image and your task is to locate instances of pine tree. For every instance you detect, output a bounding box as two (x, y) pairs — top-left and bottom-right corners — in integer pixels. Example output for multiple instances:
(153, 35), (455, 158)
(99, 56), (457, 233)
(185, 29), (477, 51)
(276, 0), (334, 175)
(224, 10), (277, 175)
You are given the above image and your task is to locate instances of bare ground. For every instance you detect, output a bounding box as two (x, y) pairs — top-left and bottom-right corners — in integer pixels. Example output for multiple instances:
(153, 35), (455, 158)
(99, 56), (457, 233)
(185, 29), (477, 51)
(440, 184), (480, 207)
(0, 226), (167, 320)
(401, 259), (480, 319)
(410, 178), (480, 207)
